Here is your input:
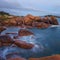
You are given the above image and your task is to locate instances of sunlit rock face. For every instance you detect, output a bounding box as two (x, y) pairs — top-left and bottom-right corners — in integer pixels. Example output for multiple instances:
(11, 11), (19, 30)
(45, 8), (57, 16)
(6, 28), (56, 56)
(25, 14), (35, 20)
(23, 14), (41, 26)
(29, 55), (60, 60)
(23, 17), (33, 26)
(0, 12), (59, 28)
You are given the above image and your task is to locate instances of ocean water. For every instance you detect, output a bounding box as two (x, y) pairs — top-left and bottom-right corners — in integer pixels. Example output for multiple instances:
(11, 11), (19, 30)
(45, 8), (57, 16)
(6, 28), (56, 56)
(0, 18), (60, 59)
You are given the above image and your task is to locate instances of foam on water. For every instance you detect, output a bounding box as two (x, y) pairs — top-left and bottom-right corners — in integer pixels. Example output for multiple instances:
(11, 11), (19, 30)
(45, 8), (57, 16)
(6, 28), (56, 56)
(17, 35), (36, 44)
(50, 25), (60, 28)
(1, 26), (60, 58)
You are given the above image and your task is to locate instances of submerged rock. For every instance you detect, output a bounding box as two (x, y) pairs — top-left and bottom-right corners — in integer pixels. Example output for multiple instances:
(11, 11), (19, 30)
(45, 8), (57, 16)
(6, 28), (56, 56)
(18, 29), (34, 36)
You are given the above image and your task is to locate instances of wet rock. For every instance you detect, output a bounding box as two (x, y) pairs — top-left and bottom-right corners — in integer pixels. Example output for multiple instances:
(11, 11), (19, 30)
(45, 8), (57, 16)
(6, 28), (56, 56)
(36, 22), (50, 28)
(29, 55), (60, 60)
(14, 40), (34, 49)
(0, 35), (14, 46)
(49, 16), (59, 25)
(7, 57), (26, 60)
(18, 29), (33, 36)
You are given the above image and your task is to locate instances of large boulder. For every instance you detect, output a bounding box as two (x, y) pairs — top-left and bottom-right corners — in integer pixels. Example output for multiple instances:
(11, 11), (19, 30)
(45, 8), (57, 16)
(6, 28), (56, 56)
(23, 15), (42, 26)
(23, 17), (33, 26)
(0, 35), (14, 46)
(49, 16), (58, 25)
(18, 29), (33, 36)
(14, 40), (34, 49)
(26, 14), (35, 20)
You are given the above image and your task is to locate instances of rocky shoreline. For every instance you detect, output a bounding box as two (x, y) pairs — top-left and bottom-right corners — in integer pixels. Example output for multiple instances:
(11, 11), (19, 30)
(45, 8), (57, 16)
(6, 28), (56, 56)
(0, 11), (59, 60)
(0, 11), (59, 29)
(0, 13), (59, 33)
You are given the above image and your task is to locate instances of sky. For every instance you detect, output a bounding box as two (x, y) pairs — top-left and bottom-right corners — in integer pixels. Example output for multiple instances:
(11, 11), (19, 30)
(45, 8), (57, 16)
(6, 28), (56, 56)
(0, 0), (60, 16)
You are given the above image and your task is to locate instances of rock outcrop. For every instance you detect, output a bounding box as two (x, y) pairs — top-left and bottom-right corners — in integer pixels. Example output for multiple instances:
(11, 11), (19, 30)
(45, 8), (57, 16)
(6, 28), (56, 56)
(0, 35), (14, 46)
(0, 12), (59, 28)
(49, 16), (59, 25)
(14, 40), (34, 49)
(18, 29), (33, 36)
(35, 22), (51, 28)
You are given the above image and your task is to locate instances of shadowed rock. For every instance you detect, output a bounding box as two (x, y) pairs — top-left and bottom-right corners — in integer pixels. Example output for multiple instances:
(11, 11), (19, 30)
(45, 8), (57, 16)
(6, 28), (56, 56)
(36, 22), (50, 28)
(0, 35), (14, 46)
(49, 16), (59, 25)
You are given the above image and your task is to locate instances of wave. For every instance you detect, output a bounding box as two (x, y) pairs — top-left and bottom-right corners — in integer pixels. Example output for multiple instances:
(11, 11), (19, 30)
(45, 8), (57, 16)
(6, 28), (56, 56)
(50, 25), (60, 28)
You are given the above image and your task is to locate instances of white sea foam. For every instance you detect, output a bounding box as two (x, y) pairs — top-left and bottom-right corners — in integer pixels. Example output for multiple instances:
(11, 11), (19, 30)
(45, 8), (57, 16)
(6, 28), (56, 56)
(50, 25), (60, 28)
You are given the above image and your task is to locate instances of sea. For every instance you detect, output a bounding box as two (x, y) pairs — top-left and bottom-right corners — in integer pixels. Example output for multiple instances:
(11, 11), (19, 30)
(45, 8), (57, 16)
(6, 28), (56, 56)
(0, 18), (60, 59)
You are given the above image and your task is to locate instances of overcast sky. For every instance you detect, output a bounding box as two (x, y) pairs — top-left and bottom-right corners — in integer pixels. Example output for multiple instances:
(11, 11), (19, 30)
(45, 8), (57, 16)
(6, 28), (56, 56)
(0, 0), (60, 16)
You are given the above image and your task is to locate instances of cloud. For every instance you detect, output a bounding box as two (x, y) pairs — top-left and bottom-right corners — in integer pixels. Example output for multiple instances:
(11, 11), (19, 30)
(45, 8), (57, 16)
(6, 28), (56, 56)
(0, 0), (60, 15)
(0, 0), (21, 9)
